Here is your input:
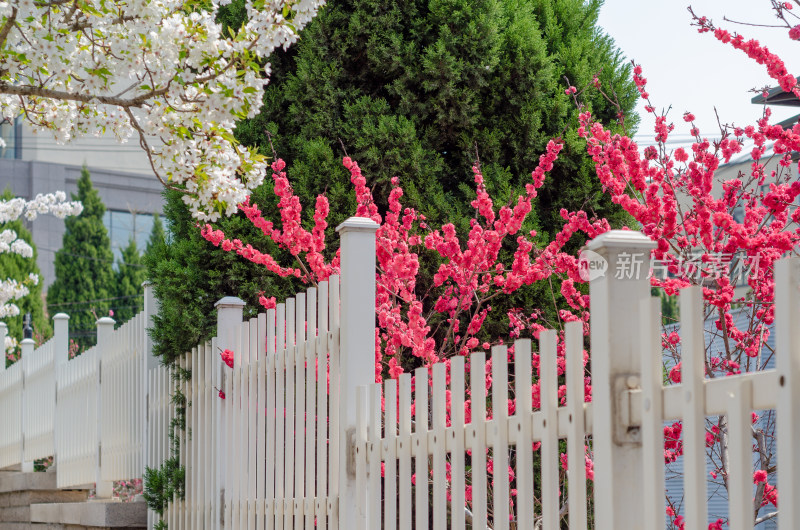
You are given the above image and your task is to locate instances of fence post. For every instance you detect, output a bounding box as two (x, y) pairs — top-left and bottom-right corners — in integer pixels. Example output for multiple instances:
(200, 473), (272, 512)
(20, 338), (34, 472)
(336, 216), (379, 529)
(51, 313), (69, 471)
(95, 316), (115, 498)
(586, 229), (655, 530)
(141, 283), (160, 476)
(775, 258), (800, 527)
(0, 322), (6, 373)
(53, 313), (70, 364)
(215, 295), (245, 525)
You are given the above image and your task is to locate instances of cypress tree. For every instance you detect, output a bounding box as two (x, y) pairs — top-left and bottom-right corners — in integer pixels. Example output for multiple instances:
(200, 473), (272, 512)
(113, 238), (145, 325)
(213, 0), (639, 351)
(0, 188), (51, 365)
(47, 167), (115, 349)
(226, 0), (638, 241)
(145, 213), (166, 257)
(149, 0), (641, 366)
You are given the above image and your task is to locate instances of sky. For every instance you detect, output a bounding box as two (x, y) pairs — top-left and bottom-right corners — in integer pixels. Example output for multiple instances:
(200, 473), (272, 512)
(597, 0), (800, 147)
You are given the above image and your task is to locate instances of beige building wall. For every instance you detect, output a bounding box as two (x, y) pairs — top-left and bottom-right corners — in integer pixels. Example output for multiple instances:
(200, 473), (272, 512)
(18, 124), (153, 175)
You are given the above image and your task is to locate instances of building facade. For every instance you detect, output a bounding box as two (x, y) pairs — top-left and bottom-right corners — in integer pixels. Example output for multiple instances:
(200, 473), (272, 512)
(0, 121), (164, 290)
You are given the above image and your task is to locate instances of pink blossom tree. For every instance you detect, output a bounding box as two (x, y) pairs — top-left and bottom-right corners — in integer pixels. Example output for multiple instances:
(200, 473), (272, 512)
(203, 2), (800, 526)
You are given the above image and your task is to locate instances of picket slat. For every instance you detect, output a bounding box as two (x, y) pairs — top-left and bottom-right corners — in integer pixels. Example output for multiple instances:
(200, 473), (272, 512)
(539, 330), (558, 530)
(294, 294), (306, 529)
(640, 298), (664, 528)
(728, 378), (754, 530)
(514, 340), (534, 530)
(276, 303), (286, 530)
(491, 345), (510, 530)
(316, 282), (329, 530)
(398, 373), (412, 530)
(449, 357), (466, 530)
(305, 287), (317, 530)
(328, 276), (341, 530)
(563, 321), (587, 529)
(469, 352), (488, 530)
(249, 317), (259, 530)
(264, 309), (282, 529)
(384, 378), (397, 530)
(414, 366), (429, 530)
(368, 384), (381, 530)
(257, 313), (267, 530)
(428, 363), (445, 530)
(285, 297), (296, 530)
(681, 287), (708, 530)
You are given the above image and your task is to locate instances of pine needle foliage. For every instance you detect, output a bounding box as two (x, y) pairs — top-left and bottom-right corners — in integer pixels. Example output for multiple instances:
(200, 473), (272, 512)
(46, 167), (115, 350)
(223, 0), (638, 241)
(113, 238), (146, 325)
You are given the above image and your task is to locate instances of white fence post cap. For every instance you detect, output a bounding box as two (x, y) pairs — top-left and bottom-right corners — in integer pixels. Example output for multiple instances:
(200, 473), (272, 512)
(20, 338), (35, 346)
(586, 229), (656, 252)
(96, 317), (115, 326)
(53, 313), (69, 321)
(336, 217), (379, 233)
(215, 296), (246, 308)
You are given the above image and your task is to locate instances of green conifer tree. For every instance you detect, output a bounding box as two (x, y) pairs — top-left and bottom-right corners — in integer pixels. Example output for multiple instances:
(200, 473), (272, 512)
(145, 213), (166, 256)
(212, 0), (640, 351)
(149, 0), (640, 366)
(0, 189), (51, 365)
(224, 0), (638, 240)
(113, 238), (145, 325)
(47, 167), (115, 349)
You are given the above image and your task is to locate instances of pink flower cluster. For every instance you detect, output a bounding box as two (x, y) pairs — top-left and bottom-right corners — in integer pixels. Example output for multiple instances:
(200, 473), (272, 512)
(202, 141), (607, 519)
(574, 8), (800, 513)
(220, 349), (234, 369)
(695, 16), (799, 97)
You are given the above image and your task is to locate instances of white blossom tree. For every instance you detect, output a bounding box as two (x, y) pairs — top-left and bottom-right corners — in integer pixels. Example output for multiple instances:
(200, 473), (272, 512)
(0, 192), (82, 356)
(0, 0), (324, 220)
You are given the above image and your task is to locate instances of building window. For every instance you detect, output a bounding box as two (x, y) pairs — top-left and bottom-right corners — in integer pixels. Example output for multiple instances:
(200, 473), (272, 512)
(103, 210), (155, 264)
(0, 118), (20, 159)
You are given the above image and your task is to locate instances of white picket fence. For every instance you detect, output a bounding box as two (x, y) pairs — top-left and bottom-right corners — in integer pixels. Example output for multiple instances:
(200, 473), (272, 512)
(21, 333), (55, 462)
(3, 220), (800, 529)
(160, 279), (341, 530)
(101, 310), (147, 482)
(0, 292), (157, 496)
(147, 356), (177, 529)
(55, 341), (100, 488)
(0, 349), (23, 469)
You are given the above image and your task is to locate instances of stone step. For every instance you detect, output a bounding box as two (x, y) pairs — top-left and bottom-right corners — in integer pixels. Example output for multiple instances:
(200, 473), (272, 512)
(0, 522), (32, 530)
(0, 490), (88, 510)
(30, 501), (146, 529)
(0, 472), (58, 494)
(2, 525), (125, 530)
(0, 472), (90, 496)
(0, 504), (28, 523)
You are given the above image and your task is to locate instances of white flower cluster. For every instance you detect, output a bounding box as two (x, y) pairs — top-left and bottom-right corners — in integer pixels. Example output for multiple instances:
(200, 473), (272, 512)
(0, 192), (81, 327)
(0, 192), (83, 223)
(0, 229), (33, 258)
(0, 274), (38, 319)
(3, 335), (18, 358)
(0, 0), (324, 220)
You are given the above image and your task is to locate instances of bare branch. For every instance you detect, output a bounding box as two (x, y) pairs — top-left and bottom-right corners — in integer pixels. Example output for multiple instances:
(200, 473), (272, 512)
(0, 81), (168, 108)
